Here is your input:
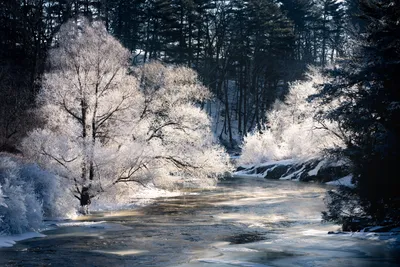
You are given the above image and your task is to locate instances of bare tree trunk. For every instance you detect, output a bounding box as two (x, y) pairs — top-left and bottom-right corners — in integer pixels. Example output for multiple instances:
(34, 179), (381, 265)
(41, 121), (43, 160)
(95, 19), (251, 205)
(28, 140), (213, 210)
(224, 79), (233, 147)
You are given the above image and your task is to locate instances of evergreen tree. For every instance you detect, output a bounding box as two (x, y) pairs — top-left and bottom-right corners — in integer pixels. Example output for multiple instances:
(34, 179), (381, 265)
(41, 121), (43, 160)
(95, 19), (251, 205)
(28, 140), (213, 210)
(318, 0), (400, 226)
(108, 0), (145, 55)
(280, 0), (317, 68)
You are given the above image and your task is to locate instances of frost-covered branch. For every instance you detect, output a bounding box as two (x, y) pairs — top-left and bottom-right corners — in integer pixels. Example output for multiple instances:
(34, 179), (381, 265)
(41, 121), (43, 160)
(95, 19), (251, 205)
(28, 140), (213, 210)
(240, 67), (345, 164)
(21, 18), (230, 206)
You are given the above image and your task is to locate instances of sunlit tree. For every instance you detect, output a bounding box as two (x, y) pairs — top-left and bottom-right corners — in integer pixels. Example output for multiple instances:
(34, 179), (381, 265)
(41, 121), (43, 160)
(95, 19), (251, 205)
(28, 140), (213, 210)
(239, 67), (344, 165)
(22, 18), (230, 210)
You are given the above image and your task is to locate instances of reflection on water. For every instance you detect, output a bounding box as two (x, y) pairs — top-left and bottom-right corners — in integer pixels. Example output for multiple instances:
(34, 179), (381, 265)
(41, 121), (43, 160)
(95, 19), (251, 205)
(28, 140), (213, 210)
(0, 177), (399, 267)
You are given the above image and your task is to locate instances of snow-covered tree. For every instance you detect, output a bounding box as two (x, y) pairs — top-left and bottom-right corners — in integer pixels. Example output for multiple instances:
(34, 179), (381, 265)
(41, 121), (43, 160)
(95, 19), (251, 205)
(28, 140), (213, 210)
(239, 67), (344, 165)
(132, 62), (230, 188)
(0, 154), (74, 234)
(22, 18), (230, 209)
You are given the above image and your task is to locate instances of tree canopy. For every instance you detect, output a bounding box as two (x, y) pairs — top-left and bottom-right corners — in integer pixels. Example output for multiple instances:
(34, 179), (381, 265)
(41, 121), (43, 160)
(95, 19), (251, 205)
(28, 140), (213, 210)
(22, 18), (230, 206)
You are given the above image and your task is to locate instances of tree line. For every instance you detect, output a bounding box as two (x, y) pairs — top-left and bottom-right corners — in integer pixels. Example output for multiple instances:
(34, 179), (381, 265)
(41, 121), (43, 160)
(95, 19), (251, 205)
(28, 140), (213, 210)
(1, 0), (349, 149)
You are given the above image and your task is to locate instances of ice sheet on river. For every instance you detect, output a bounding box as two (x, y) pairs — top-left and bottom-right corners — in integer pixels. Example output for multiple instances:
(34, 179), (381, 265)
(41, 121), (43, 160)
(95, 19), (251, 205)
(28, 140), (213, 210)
(0, 178), (399, 266)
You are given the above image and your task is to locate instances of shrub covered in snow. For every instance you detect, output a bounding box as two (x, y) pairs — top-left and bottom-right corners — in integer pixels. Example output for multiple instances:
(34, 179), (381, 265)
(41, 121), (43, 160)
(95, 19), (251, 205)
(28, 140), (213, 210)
(0, 154), (75, 235)
(239, 68), (344, 165)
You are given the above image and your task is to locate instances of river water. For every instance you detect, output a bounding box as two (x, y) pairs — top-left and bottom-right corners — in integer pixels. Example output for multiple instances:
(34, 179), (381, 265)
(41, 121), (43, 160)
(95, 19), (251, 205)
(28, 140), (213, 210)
(0, 177), (399, 266)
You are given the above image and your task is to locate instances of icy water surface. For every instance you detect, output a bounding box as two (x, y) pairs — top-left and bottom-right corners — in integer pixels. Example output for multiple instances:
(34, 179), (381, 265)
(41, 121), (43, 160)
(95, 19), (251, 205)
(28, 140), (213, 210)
(0, 177), (399, 266)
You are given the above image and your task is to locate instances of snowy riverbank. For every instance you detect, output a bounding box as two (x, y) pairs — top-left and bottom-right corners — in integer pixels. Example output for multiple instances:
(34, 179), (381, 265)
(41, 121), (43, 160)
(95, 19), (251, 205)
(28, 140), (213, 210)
(0, 181), (181, 248)
(233, 157), (353, 185)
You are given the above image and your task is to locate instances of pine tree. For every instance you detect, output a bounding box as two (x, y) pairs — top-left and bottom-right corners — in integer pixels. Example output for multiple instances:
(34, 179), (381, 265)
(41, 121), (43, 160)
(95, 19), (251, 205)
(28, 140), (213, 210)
(318, 0), (400, 226)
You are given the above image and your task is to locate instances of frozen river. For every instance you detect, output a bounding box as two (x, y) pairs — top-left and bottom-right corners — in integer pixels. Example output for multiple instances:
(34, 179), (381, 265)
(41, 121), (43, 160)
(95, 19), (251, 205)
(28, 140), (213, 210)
(0, 177), (399, 266)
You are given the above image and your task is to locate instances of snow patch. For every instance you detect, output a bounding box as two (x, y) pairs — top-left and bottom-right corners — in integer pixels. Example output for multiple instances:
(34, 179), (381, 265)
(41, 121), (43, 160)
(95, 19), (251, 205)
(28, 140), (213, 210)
(234, 159), (298, 179)
(326, 175), (354, 188)
(0, 232), (45, 248)
(258, 159), (296, 167)
(280, 165), (305, 181)
(307, 160), (326, 176)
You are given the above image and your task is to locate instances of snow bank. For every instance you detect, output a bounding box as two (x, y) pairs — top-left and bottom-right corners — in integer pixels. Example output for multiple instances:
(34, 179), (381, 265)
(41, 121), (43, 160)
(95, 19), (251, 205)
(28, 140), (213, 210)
(0, 154), (75, 235)
(234, 158), (350, 183)
(0, 232), (45, 248)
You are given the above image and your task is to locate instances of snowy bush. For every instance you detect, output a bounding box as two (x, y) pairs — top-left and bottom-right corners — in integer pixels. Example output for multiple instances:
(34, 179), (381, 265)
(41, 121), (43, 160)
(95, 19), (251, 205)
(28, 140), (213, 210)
(0, 154), (74, 235)
(239, 67), (344, 165)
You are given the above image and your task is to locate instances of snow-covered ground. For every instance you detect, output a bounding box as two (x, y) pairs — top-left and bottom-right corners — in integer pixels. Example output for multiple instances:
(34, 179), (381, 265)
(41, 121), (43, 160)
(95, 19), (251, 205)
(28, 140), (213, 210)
(0, 232), (45, 248)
